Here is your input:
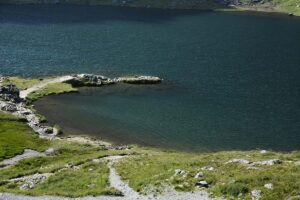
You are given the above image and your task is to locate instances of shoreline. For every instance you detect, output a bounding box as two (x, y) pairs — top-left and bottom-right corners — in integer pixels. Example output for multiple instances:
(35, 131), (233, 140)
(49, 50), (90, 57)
(1, 74), (298, 153)
(0, 74), (162, 140)
(1, 74), (300, 199)
(0, 2), (299, 17)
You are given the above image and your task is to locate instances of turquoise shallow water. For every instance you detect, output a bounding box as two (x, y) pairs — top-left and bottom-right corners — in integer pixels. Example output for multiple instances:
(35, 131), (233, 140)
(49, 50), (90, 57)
(1, 5), (300, 151)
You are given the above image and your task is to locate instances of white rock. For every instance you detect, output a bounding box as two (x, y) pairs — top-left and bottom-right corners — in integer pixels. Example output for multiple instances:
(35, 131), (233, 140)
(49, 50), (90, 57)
(174, 169), (185, 176)
(251, 189), (261, 200)
(226, 159), (251, 165)
(201, 166), (214, 171)
(196, 181), (209, 188)
(264, 183), (273, 189)
(44, 148), (55, 156)
(194, 172), (204, 179)
(260, 150), (268, 154)
(252, 159), (282, 166)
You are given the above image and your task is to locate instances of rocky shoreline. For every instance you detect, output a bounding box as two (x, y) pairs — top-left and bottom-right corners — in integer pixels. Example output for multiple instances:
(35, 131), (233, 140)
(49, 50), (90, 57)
(0, 74), (162, 139)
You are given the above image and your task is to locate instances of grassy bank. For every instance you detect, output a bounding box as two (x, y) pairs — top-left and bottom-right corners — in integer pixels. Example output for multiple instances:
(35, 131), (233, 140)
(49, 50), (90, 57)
(0, 111), (129, 197)
(0, 112), (50, 162)
(0, 111), (300, 199)
(3, 76), (78, 103)
(0, 0), (299, 16)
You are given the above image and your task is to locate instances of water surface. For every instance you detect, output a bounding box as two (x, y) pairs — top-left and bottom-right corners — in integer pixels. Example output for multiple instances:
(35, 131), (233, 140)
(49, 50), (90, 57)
(1, 5), (300, 151)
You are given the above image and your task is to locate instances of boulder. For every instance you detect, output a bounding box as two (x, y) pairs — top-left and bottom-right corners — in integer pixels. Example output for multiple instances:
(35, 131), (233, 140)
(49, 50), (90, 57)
(252, 159), (282, 166)
(44, 148), (55, 156)
(201, 166), (214, 171)
(0, 84), (21, 102)
(226, 159), (251, 165)
(194, 172), (204, 179)
(195, 180), (209, 188)
(251, 189), (261, 200)
(264, 183), (273, 189)
(0, 102), (18, 112)
(174, 169), (185, 176)
(67, 74), (115, 87)
(117, 75), (162, 84)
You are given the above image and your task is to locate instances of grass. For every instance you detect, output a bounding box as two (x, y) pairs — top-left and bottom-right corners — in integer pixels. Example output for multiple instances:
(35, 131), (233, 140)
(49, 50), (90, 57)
(115, 148), (300, 199)
(0, 111), (50, 162)
(1, 109), (300, 199)
(6, 162), (118, 197)
(3, 77), (52, 90)
(0, 111), (131, 197)
(26, 82), (78, 104)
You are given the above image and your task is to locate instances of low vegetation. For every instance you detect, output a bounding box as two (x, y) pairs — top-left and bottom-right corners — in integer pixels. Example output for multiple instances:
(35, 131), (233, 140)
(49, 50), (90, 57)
(115, 148), (300, 199)
(3, 77), (53, 90)
(0, 112), (50, 161)
(1, 111), (300, 199)
(25, 82), (78, 104)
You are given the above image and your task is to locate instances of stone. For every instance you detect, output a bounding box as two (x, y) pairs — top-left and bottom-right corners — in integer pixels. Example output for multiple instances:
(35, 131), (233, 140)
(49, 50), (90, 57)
(252, 159), (282, 166)
(251, 189), (261, 200)
(42, 127), (53, 134)
(194, 172), (204, 179)
(174, 169), (185, 176)
(65, 163), (74, 168)
(117, 75), (162, 84)
(0, 84), (21, 102)
(264, 183), (273, 189)
(201, 166), (214, 171)
(226, 159), (251, 165)
(44, 148), (55, 156)
(0, 102), (17, 112)
(260, 150), (267, 154)
(195, 181), (209, 188)
(11, 173), (52, 190)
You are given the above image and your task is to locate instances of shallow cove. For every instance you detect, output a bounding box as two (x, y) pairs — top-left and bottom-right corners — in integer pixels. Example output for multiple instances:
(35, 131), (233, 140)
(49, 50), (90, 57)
(1, 5), (300, 151)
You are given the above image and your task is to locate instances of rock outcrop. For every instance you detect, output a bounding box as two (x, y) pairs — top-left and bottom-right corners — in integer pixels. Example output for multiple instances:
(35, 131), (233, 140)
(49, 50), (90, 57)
(117, 75), (162, 84)
(65, 74), (116, 87)
(0, 84), (21, 103)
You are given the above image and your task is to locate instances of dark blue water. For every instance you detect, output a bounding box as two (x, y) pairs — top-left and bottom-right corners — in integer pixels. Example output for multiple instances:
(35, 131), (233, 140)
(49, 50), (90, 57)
(1, 5), (300, 151)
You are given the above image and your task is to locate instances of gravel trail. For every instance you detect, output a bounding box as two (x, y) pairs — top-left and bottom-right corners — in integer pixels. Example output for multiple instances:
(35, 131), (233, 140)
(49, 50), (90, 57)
(0, 149), (46, 168)
(19, 76), (74, 99)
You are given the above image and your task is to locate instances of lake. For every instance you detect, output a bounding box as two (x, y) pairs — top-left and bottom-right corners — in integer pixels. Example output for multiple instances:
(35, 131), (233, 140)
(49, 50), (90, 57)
(1, 5), (300, 151)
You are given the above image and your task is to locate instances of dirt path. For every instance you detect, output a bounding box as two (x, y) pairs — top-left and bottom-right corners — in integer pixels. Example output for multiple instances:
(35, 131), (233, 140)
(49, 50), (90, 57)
(0, 149), (47, 168)
(19, 76), (74, 99)
(0, 155), (214, 200)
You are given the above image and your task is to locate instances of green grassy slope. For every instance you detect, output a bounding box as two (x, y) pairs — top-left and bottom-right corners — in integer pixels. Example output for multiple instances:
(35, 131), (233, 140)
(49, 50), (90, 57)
(0, 112), (50, 161)
(1, 110), (300, 199)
